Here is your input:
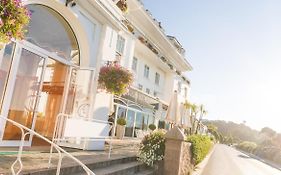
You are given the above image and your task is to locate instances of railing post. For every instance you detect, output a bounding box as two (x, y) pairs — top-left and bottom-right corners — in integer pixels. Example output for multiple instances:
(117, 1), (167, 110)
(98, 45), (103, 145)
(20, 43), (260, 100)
(164, 126), (193, 175)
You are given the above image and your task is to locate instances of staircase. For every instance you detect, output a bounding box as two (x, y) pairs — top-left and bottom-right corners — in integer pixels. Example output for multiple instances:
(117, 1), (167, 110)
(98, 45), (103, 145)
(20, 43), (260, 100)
(0, 115), (158, 175)
(23, 156), (156, 175)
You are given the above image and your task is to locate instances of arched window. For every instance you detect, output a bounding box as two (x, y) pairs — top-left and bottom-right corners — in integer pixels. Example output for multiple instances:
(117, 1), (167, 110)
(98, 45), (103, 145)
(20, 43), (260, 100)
(26, 4), (79, 65)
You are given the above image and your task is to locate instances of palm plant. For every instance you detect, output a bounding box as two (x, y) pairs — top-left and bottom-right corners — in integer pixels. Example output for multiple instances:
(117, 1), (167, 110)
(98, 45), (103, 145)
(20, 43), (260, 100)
(183, 101), (198, 134)
(195, 105), (208, 134)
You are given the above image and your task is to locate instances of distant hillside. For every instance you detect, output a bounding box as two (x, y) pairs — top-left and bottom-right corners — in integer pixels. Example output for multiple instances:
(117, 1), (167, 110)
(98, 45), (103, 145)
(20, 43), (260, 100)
(203, 120), (260, 143)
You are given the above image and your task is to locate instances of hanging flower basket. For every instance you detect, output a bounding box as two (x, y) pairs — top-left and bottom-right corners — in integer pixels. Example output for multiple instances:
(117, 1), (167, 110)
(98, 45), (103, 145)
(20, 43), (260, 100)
(116, 0), (128, 13)
(98, 63), (133, 95)
(0, 0), (30, 45)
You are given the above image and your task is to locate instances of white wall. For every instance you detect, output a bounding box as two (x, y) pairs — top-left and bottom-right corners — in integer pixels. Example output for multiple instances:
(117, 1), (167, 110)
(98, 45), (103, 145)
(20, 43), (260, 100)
(173, 75), (191, 104)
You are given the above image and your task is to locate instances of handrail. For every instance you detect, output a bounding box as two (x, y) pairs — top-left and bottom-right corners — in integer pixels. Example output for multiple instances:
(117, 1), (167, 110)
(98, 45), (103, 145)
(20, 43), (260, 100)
(0, 115), (95, 175)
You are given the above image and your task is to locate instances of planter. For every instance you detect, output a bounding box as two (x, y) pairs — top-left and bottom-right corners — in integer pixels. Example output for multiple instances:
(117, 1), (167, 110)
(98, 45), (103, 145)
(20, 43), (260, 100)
(116, 124), (126, 139)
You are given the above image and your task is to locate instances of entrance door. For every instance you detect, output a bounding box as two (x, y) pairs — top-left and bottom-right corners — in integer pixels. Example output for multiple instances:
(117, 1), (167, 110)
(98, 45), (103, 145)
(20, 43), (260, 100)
(0, 43), (47, 146)
(32, 58), (69, 145)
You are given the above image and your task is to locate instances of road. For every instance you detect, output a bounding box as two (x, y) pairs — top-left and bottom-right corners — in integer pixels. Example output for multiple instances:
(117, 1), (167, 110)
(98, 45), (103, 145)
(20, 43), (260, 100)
(201, 144), (281, 175)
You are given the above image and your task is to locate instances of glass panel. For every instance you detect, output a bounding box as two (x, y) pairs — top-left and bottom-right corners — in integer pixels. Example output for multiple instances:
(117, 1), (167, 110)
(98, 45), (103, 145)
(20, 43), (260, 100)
(0, 43), (15, 110)
(158, 120), (165, 129)
(26, 5), (79, 65)
(3, 49), (44, 140)
(134, 113), (144, 137)
(117, 107), (126, 119)
(125, 110), (135, 137)
(66, 68), (95, 117)
(143, 114), (148, 131)
(35, 59), (67, 138)
(148, 115), (155, 126)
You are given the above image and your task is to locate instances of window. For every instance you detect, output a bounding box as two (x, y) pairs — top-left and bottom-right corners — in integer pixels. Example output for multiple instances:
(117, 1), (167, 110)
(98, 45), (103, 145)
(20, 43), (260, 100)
(144, 65), (150, 78)
(109, 30), (114, 47)
(184, 87), (188, 98)
(146, 88), (150, 94)
(116, 35), (125, 55)
(155, 72), (160, 85)
(178, 81), (182, 93)
(138, 84), (143, 90)
(132, 57), (138, 71)
(26, 5), (79, 65)
(153, 91), (157, 97)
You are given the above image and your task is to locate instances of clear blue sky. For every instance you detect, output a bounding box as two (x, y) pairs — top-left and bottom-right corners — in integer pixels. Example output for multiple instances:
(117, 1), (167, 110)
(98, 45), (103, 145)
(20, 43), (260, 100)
(142, 0), (281, 132)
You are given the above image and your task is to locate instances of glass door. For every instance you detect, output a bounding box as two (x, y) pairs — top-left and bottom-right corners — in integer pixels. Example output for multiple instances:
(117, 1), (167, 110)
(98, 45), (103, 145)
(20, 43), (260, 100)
(33, 59), (68, 142)
(0, 44), (47, 146)
(125, 110), (135, 137)
(56, 66), (95, 148)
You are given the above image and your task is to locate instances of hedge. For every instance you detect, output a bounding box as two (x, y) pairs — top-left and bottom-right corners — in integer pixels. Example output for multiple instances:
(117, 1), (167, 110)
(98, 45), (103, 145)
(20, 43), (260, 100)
(237, 141), (257, 153)
(186, 135), (212, 165)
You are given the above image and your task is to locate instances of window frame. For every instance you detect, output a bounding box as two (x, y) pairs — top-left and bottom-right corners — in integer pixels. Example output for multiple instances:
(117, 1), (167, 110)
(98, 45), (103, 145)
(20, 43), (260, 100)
(146, 88), (150, 94)
(132, 57), (138, 71)
(155, 72), (160, 85)
(116, 35), (126, 55)
(144, 65), (150, 78)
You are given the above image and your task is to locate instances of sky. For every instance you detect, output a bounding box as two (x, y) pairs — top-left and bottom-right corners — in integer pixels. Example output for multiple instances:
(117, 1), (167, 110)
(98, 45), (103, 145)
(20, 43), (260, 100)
(141, 0), (281, 132)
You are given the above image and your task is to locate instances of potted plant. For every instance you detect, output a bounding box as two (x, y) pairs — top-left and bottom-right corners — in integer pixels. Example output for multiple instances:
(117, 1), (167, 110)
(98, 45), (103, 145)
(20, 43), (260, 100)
(148, 124), (156, 131)
(0, 0), (30, 48)
(116, 117), (126, 139)
(138, 36), (146, 44)
(98, 63), (133, 95)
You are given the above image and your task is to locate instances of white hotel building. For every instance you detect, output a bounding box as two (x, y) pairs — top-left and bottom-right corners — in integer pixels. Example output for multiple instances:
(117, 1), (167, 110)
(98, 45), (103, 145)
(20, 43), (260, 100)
(0, 0), (192, 149)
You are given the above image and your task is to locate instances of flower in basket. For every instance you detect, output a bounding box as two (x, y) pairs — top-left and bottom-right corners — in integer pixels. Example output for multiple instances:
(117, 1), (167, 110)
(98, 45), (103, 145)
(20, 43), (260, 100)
(0, 0), (30, 44)
(98, 63), (133, 95)
(116, 0), (128, 13)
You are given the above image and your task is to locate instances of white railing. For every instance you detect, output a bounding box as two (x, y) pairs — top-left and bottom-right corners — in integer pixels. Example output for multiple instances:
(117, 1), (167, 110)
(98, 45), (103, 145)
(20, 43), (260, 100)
(0, 115), (95, 175)
(51, 113), (113, 159)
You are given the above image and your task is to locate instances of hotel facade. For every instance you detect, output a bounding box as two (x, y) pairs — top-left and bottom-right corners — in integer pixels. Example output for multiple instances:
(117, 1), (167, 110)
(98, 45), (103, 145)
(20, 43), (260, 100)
(0, 0), (192, 149)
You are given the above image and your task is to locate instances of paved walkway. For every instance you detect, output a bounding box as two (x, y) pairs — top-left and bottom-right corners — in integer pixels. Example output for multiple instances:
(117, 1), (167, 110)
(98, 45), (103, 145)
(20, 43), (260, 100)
(0, 138), (141, 174)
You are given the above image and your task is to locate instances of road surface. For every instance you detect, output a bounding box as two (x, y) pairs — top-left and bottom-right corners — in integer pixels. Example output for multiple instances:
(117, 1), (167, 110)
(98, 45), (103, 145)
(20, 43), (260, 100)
(201, 144), (281, 175)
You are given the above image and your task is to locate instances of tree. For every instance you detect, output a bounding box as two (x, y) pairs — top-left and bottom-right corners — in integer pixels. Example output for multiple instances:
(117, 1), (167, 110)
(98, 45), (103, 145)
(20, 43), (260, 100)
(195, 105), (207, 134)
(183, 101), (198, 134)
(190, 103), (199, 134)
(260, 127), (276, 138)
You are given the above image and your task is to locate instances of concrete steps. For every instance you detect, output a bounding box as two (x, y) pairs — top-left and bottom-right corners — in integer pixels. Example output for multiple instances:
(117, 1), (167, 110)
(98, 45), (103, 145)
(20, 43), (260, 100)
(23, 156), (156, 175)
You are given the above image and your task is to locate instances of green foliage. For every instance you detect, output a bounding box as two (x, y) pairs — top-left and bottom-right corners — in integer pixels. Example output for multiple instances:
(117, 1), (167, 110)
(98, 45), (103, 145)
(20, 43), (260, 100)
(117, 117), (126, 126)
(0, 0), (30, 43)
(260, 127), (276, 138)
(186, 135), (212, 165)
(138, 130), (166, 167)
(98, 64), (133, 95)
(148, 124), (156, 131)
(204, 120), (259, 143)
(237, 141), (257, 153)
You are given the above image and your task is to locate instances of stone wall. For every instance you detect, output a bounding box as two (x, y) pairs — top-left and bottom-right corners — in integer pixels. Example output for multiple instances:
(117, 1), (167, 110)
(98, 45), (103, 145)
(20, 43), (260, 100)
(164, 127), (193, 175)
(180, 142), (193, 175)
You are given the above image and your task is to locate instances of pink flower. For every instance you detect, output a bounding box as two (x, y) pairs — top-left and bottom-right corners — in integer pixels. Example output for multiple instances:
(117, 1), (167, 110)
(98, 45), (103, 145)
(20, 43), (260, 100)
(0, 18), (3, 27)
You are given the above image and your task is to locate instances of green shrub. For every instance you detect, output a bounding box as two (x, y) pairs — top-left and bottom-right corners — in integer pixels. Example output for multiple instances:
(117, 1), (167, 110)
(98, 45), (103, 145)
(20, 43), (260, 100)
(148, 124), (156, 131)
(117, 117), (126, 126)
(138, 130), (166, 167)
(237, 141), (257, 153)
(186, 135), (212, 165)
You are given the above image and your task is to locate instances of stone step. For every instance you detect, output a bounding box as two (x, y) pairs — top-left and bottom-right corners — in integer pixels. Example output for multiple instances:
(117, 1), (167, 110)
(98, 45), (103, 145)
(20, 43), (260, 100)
(135, 169), (155, 175)
(23, 156), (138, 175)
(91, 161), (145, 175)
